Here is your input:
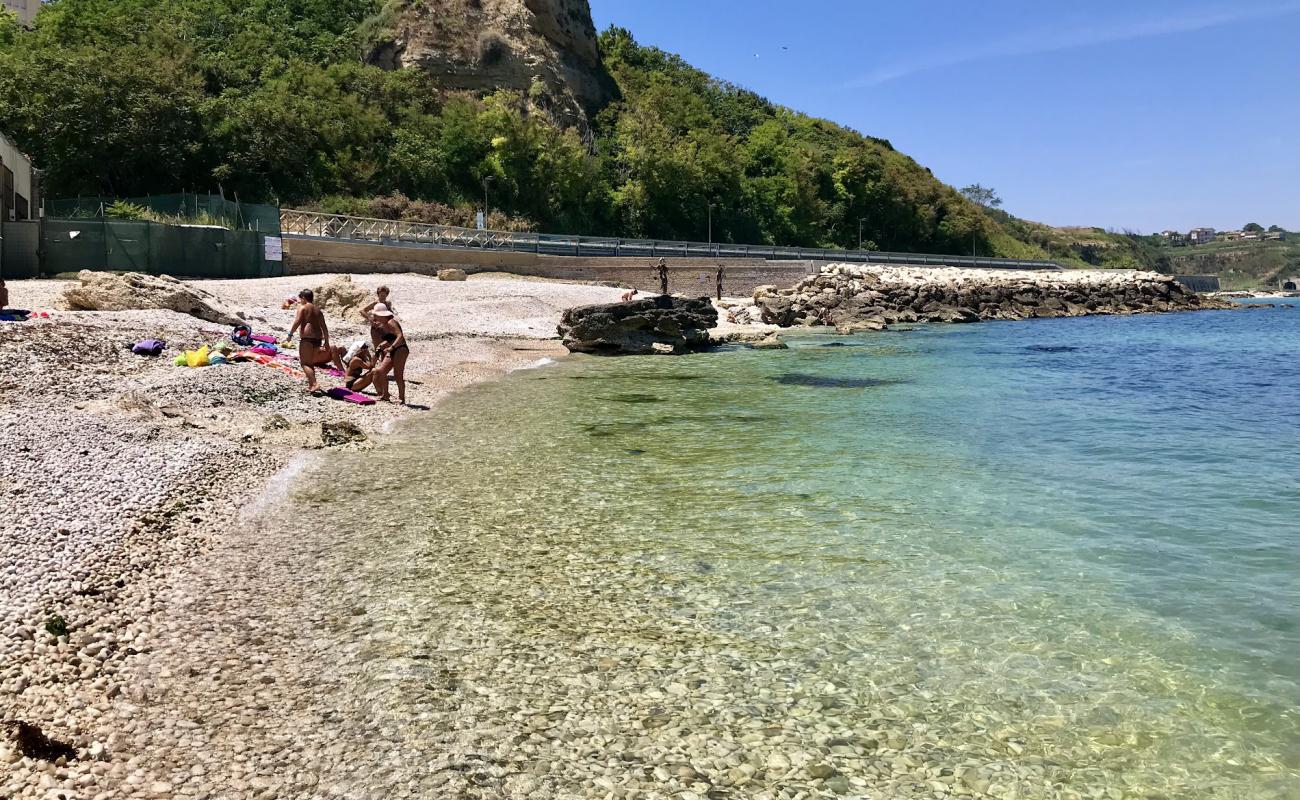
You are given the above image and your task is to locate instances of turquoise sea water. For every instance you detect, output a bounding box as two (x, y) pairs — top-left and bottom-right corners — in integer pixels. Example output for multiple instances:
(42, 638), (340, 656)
(285, 302), (1299, 797)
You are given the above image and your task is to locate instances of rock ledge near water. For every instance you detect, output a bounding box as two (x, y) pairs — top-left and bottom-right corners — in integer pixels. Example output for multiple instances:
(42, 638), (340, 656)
(753, 264), (1231, 331)
(559, 295), (718, 355)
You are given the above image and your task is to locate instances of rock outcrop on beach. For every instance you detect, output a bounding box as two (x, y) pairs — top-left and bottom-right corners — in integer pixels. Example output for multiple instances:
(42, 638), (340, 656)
(752, 265), (1230, 331)
(61, 271), (245, 326)
(558, 295), (718, 355)
(312, 274), (373, 323)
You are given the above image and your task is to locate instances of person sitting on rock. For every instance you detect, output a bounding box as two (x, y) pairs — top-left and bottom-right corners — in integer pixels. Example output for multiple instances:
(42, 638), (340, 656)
(286, 289), (342, 393)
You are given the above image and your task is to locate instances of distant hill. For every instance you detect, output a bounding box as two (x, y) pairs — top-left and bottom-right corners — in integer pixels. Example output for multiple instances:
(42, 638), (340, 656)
(0, 0), (1256, 273)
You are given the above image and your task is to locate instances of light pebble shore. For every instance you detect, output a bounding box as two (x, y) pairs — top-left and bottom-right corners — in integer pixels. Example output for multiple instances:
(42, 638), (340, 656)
(0, 273), (630, 799)
(2, 272), (1275, 800)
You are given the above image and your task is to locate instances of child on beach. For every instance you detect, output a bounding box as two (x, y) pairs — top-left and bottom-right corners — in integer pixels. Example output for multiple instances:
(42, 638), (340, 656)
(285, 289), (342, 393)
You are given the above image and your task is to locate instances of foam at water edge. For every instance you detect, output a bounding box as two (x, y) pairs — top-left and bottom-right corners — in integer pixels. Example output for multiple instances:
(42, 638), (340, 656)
(241, 451), (318, 521)
(511, 357), (556, 372)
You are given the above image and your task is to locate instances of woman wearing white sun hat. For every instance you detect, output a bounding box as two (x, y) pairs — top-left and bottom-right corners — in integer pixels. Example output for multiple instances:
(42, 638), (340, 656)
(368, 302), (409, 404)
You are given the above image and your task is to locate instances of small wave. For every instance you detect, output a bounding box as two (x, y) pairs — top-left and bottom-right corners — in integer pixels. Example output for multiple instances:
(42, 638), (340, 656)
(512, 357), (556, 372)
(241, 452), (317, 521)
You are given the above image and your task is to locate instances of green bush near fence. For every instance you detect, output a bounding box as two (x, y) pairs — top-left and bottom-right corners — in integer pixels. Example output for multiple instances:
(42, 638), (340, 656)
(47, 193), (281, 234)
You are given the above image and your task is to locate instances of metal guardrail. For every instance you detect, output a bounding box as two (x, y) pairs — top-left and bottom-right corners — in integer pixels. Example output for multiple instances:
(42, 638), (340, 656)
(280, 209), (1064, 270)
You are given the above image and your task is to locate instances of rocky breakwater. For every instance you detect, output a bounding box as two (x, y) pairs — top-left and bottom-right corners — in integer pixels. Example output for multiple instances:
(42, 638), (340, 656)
(559, 295), (718, 355)
(753, 264), (1230, 332)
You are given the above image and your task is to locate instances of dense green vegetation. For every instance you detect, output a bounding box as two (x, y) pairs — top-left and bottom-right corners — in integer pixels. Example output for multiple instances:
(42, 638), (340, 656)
(0, 0), (1253, 273)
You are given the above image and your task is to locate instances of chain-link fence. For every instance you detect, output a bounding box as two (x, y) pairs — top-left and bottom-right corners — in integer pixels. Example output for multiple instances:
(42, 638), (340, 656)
(48, 193), (281, 234)
(41, 219), (283, 279)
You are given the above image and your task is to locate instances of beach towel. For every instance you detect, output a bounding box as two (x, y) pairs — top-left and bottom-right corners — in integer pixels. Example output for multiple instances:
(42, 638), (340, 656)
(184, 346), (210, 368)
(132, 339), (166, 356)
(250, 345), (278, 357)
(252, 334), (277, 344)
(327, 388), (377, 406)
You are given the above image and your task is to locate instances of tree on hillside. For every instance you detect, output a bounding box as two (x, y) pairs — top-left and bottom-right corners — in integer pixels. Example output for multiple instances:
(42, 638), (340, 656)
(1243, 222), (1264, 233)
(961, 184), (1003, 209)
(1268, 225), (1284, 232)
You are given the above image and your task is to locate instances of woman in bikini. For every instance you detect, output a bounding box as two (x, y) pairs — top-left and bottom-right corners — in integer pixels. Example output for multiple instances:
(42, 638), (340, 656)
(368, 303), (409, 404)
(340, 340), (376, 393)
(363, 286), (396, 350)
(286, 289), (342, 393)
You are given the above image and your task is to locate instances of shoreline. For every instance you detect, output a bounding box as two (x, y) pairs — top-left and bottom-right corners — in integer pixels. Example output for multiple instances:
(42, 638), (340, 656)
(0, 270), (1265, 797)
(0, 272), (622, 797)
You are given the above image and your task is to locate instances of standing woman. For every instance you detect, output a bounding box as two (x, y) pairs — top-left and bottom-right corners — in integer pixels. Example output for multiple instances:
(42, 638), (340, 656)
(286, 289), (340, 393)
(363, 285), (396, 349)
(369, 303), (409, 404)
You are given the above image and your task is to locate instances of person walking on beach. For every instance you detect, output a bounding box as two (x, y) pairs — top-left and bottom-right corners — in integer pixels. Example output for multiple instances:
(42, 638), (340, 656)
(656, 258), (669, 296)
(716, 266), (725, 301)
(286, 289), (340, 393)
(369, 303), (409, 404)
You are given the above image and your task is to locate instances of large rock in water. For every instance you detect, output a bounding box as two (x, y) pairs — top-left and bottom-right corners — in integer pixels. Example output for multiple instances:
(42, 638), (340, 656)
(558, 296), (718, 355)
(61, 271), (245, 325)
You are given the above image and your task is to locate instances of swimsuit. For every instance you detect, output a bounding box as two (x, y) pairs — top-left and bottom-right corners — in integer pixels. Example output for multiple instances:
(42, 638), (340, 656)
(381, 327), (409, 356)
(301, 337), (323, 347)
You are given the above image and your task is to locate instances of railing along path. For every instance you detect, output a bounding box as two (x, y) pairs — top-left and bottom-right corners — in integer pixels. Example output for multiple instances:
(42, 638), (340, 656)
(280, 209), (1064, 270)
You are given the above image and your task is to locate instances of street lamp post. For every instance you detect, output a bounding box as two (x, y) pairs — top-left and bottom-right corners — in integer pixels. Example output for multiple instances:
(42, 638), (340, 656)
(482, 175), (495, 228)
(708, 202), (716, 245)
(858, 218), (867, 252)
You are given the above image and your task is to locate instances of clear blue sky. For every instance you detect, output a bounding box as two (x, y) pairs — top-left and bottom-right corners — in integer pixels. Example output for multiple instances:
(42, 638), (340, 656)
(588, 0), (1300, 233)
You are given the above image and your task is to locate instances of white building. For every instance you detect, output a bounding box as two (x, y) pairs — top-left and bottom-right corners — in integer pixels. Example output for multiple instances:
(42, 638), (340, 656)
(1188, 227), (1216, 245)
(3, 0), (39, 25)
(0, 130), (38, 221)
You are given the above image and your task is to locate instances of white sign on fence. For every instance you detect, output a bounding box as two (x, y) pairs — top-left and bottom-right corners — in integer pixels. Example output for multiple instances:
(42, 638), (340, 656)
(264, 236), (283, 262)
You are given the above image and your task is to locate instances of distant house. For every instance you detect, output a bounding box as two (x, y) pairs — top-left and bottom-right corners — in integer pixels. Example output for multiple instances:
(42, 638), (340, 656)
(1222, 230), (1245, 241)
(1189, 227), (1216, 245)
(1265, 231), (1286, 241)
(1159, 230), (1186, 246)
(2, 0), (39, 26)
(0, 130), (39, 222)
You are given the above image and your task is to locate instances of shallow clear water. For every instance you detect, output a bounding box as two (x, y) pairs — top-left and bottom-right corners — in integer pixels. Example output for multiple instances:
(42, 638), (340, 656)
(285, 302), (1300, 797)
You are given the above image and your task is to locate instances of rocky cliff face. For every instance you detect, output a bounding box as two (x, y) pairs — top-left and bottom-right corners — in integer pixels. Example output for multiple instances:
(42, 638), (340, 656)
(367, 0), (616, 131)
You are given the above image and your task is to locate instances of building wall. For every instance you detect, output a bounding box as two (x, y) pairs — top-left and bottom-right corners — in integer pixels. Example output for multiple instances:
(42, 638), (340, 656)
(0, 130), (35, 220)
(3, 0), (38, 25)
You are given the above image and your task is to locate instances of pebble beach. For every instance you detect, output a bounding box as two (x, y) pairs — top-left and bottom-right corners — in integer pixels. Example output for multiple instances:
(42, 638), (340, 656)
(0, 273), (624, 799)
(2, 273), (1293, 800)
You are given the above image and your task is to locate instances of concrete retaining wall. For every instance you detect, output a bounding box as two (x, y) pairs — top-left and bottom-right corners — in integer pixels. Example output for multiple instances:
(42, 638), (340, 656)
(283, 236), (817, 296)
(1173, 275), (1221, 293)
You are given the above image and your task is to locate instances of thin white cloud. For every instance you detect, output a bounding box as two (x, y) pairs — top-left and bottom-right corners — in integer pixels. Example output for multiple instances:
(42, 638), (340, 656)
(846, 3), (1300, 88)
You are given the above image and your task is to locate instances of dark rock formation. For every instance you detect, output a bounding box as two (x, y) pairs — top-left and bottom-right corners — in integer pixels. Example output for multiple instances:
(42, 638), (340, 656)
(753, 265), (1232, 331)
(366, 0), (617, 133)
(559, 296), (718, 355)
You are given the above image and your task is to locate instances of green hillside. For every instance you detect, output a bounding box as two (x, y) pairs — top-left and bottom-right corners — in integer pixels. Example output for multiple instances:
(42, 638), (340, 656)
(0, 0), (1195, 268)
